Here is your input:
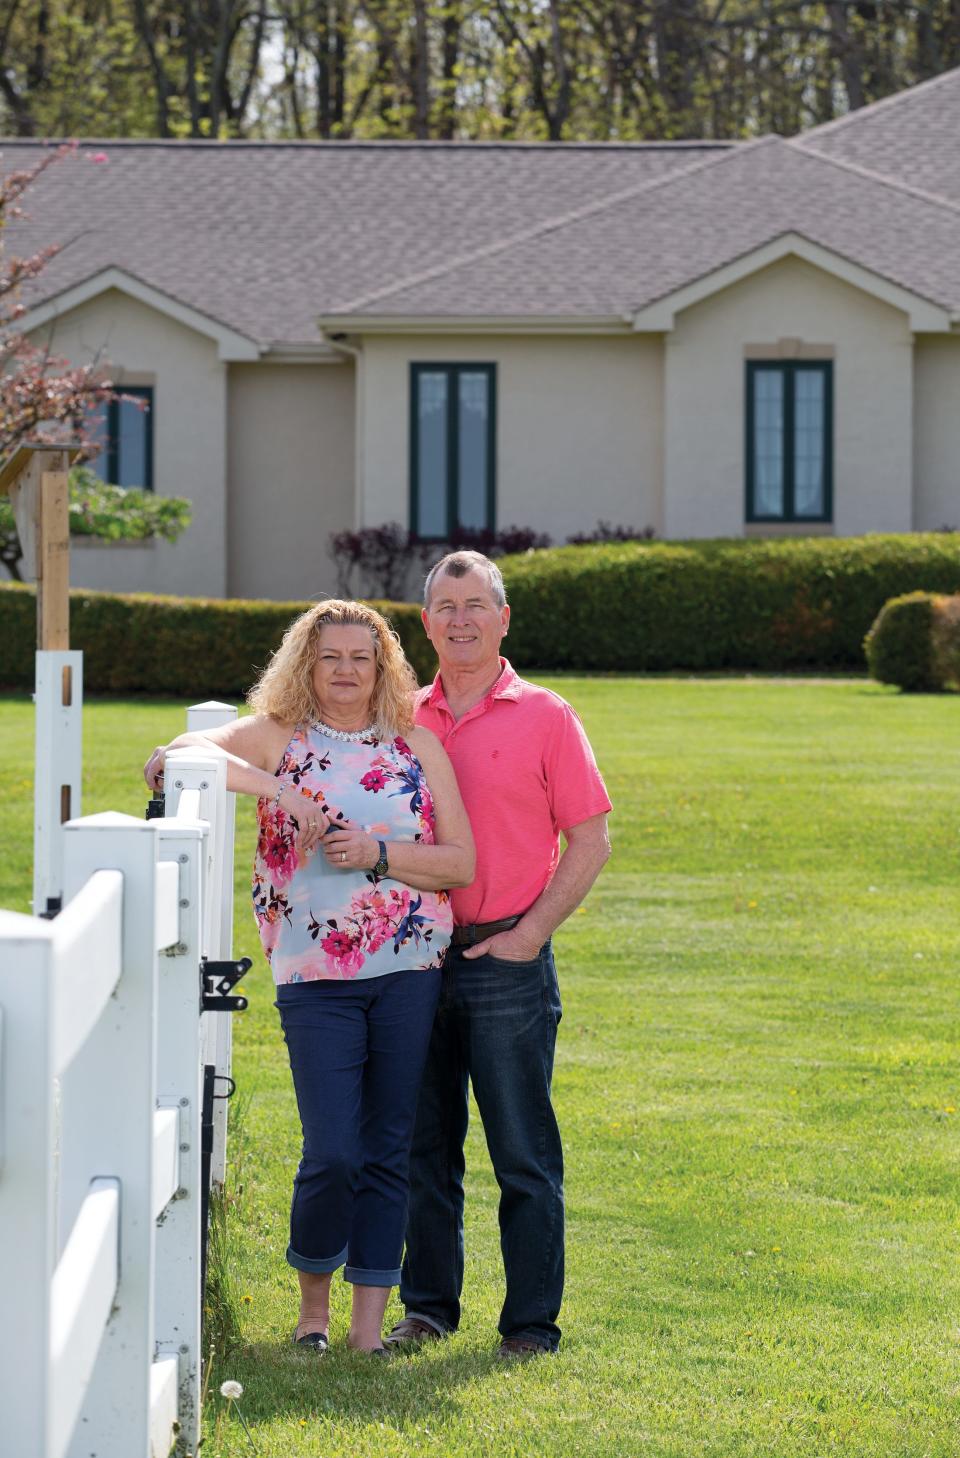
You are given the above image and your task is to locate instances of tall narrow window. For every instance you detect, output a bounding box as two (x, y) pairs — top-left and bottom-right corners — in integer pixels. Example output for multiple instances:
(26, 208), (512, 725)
(410, 364), (496, 538)
(746, 362), (832, 522)
(87, 386), (154, 490)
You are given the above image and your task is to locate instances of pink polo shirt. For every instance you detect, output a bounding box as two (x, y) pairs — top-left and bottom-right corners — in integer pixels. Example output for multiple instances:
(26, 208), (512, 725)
(414, 659), (611, 927)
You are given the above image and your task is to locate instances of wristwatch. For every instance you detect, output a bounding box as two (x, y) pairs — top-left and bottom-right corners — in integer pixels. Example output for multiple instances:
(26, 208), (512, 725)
(372, 839), (389, 878)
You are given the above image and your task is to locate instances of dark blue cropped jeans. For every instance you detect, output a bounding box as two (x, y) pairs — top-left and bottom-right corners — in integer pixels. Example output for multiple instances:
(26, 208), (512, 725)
(276, 967), (441, 1287)
(399, 941), (564, 1349)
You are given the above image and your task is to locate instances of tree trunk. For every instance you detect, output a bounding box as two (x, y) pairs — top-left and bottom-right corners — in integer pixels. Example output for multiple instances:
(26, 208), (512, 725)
(827, 0), (866, 111)
(412, 0), (430, 137)
(436, 0), (460, 139)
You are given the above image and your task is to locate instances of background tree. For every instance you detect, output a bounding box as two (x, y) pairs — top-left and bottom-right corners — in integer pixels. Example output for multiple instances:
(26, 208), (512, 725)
(0, 147), (192, 578)
(2, 2), (960, 142)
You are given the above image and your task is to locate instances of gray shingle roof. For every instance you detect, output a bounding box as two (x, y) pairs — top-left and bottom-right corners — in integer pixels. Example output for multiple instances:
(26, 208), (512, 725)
(332, 134), (960, 319)
(799, 66), (960, 205)
(2, 139), (728, 346)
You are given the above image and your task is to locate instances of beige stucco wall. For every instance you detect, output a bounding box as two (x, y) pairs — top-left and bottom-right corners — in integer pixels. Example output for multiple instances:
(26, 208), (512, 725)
(663, 256), (915, 538)
(913, 336), (960, 531)
(27, 288), (229, 595)
(358, 334), (664, 546)
(226, 361), (355, 600)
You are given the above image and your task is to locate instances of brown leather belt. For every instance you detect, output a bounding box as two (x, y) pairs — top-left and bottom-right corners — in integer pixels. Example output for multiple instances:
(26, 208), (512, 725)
(450, 914), (523, 947)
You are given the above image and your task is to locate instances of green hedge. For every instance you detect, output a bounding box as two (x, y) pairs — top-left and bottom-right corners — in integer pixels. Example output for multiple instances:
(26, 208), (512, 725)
(4, 536), (960, 690)
(0, 585), (434, 695)
(499, 536), (960, 671)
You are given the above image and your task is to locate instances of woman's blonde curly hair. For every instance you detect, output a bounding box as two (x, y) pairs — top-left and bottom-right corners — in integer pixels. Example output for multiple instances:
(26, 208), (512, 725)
(247, 599), (416, 738)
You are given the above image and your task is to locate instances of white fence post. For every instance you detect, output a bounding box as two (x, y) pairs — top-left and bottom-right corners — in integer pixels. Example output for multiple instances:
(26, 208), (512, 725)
(179, 701), (238, 1190)
(1, 755), (231, 1457)
(152, 810), (206, 1457)
(0, 911), (63, 1458)
(33, 649), (83, 916)
(57, 814), (166, 1458)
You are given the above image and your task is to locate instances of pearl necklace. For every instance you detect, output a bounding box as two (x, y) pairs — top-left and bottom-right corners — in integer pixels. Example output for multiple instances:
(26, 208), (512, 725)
(312, 717), (378, 743)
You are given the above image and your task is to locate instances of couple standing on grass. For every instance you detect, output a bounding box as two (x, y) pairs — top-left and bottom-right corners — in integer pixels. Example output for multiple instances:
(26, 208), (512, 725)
(144, 549), (611, 1359)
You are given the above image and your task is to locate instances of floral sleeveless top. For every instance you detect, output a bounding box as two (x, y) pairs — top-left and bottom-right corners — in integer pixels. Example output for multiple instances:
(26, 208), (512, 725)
(253, 724), (453, 985)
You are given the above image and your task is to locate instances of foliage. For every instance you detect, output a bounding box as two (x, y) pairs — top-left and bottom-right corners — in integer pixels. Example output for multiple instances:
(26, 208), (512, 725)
(864, 589), (960, 693)
(864, 591), (940, 692)
(0, 583), (434, 694)
(328, 521), (551, 600)
(66, 467), (192, 542)
(1, 2), (959, 141)
(566, 520), (656, 545)
(329, 522), (414, 601)
(0, 147), (113, 463)
(931, 593), (960, 690)
(0, 468), (192, 582)
(0, 147), (123, 576)
(497, 534), (960, 672)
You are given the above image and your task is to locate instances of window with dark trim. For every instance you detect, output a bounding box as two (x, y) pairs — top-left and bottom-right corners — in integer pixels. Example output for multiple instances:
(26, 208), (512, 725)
(746, 361), (832, 522)
(87, 386), (154, 490)
(410, 363), (496, 539)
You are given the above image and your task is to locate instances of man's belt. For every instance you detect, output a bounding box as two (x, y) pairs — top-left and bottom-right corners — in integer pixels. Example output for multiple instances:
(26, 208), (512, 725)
(450, 914), (523, 947)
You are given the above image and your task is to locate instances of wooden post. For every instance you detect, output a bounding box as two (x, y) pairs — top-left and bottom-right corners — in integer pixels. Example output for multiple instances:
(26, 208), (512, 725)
(0, 441), (82, 913)
(0, 441), (80, 636)
(36, 450), (71, 650)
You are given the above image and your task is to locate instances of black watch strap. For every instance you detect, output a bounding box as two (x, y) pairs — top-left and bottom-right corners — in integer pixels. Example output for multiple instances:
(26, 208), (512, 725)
(373, 839), (389, 877)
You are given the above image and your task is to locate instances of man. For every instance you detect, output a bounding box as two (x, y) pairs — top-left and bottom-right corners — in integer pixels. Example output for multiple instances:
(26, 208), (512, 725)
(385, 549), (611, 1357)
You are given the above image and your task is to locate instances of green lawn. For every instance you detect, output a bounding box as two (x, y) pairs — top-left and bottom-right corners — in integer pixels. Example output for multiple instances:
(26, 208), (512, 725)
(2, 680), (959, 1457)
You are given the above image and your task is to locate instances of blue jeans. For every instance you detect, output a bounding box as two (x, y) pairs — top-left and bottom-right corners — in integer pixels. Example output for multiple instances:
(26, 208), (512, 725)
(399, 942), (564, 1349)
(276, 968), (441, 1286)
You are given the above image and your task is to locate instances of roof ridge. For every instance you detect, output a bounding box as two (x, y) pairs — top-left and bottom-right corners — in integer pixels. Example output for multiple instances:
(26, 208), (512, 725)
(0, 135), (738, 153)
(798, 63), (960, 142)
(782, 135), (960, 218)
(323, 135), (777, 315)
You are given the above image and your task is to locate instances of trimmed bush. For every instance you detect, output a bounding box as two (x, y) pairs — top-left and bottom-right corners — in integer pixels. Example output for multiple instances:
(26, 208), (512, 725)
(0, 585), (434, 696)
(865, 590), (960, 692)
(4, 534), (960, 689)
(863, 592), (939, 691)
(498, 535), (960, 672)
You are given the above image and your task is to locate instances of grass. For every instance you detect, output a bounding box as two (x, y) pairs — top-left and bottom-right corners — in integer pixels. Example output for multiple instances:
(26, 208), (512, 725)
(2, 679), (959, 1457)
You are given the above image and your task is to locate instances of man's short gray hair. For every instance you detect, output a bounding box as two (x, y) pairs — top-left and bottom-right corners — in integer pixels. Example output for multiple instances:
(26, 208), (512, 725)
(423, 550), (507, 609)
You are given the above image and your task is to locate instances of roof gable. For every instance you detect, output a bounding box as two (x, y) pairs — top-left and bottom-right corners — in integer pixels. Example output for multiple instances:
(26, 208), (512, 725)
(20, 266), (262, 359)
(630, 232), (952, 332)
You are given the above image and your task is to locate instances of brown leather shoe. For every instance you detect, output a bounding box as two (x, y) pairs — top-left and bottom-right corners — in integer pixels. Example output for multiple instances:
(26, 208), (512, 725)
(496, 1337), (553, 1359)
(383, 1316), (445, 1347)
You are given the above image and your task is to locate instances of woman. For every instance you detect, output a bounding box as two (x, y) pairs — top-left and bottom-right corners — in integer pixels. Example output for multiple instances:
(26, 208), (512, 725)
(143, 600), (474, 1355)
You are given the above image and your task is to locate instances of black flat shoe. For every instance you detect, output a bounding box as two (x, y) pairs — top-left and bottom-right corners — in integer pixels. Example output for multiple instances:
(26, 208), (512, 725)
(293, 1329), (329, 1354)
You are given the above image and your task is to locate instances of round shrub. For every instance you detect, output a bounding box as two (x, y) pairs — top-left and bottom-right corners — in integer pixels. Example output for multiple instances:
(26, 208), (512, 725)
(864, 591), (939, 691)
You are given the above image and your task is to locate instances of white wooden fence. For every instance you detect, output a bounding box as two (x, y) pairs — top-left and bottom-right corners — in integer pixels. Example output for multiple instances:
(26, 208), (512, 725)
(0, 726), (240, 1458)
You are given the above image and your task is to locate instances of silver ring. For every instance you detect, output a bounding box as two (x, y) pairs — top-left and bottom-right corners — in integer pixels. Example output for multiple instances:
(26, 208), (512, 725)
(340, 851), (346, 863)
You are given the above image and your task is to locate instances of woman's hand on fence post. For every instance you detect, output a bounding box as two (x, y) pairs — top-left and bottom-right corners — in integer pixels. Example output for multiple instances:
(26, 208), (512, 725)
(144, 745), (167, 789)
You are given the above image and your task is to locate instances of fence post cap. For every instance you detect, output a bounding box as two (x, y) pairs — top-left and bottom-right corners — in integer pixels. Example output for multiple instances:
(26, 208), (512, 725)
(0, 907), (53, 940)
(63, 811), (153, 832)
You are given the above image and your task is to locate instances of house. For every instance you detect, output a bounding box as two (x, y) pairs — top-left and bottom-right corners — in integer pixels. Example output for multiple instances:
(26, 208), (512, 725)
(6, 66), (960, 602)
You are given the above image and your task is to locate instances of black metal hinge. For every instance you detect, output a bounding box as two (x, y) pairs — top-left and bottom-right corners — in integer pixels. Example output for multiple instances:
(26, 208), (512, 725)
(200, 956), (252, 1014)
